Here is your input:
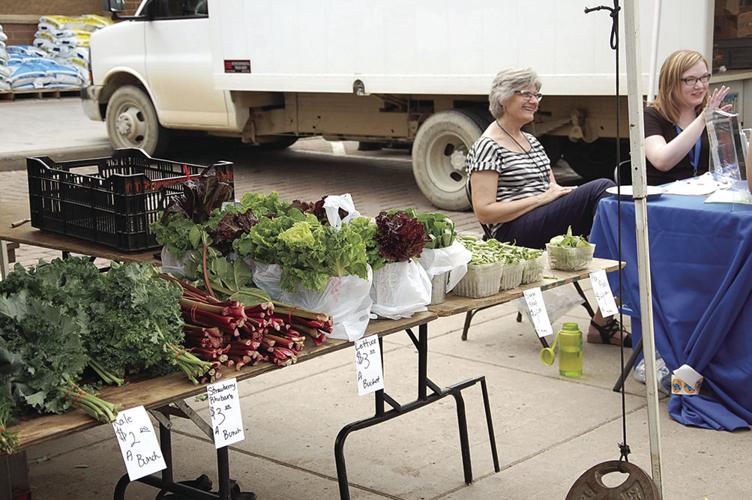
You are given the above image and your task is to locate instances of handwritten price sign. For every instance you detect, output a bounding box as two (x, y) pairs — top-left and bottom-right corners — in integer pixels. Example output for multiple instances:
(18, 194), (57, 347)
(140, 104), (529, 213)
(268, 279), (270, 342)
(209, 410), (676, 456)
(523, 287), (553, 338)
(589, 270), (619, 318)
(112, 406), (166, 481)
(354, 335), (384, 396)
(207, 378), (245, 448)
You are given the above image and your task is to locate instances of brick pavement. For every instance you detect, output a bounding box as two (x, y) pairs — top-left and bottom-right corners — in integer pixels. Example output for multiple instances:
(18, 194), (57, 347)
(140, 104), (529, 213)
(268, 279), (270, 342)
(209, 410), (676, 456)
(0, 141), (483, 267)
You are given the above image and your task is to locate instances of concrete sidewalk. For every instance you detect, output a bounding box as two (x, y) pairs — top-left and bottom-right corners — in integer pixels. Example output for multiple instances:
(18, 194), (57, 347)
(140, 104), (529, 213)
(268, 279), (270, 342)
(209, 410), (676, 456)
(0, 97), (113, 171)
(1, 97), (749, 500)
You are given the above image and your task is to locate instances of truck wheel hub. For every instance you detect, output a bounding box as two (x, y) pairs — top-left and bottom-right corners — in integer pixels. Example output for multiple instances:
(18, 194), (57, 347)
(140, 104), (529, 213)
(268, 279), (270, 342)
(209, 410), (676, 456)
(449, 148), (467, 170)
(115, 106), (146, 142)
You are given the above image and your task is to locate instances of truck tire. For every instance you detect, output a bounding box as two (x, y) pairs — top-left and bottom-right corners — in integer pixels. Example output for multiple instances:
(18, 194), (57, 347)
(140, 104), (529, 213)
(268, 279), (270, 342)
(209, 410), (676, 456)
(412, 110), (487, 210)
(105, 85), (170, 156)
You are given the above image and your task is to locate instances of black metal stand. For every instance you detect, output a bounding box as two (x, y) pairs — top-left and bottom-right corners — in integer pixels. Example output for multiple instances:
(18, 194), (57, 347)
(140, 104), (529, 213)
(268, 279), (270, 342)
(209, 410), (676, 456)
(333, 324), (500, 500)
(113, 401), (256, 500)
(612, 336), (643, 392)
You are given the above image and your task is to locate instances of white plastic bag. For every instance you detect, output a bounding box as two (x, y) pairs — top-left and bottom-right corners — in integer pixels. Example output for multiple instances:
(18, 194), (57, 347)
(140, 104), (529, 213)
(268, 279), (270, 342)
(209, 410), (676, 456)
(417, 240), (472, 292)
(516, 284), (585, 324)
(323, 193), (361, 230)
(161, 247), (197, 278)
(252, 262), (373, 342)
(370, 260), (432, 320)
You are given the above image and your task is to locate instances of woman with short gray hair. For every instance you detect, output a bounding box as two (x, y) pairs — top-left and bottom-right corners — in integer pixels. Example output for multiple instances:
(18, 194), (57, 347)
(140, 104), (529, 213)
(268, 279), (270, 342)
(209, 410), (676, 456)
(466, 67), (626, 346)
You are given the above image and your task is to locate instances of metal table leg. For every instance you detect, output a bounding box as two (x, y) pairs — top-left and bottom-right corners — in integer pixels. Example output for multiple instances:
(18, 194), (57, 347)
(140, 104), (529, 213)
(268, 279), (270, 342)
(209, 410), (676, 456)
(334, 322), (500, 500)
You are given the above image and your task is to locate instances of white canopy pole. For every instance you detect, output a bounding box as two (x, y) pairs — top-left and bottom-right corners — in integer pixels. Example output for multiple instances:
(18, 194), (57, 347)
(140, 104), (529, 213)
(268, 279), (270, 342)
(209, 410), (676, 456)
(623, 1), (664, 494)
(646, 0), (662, 102)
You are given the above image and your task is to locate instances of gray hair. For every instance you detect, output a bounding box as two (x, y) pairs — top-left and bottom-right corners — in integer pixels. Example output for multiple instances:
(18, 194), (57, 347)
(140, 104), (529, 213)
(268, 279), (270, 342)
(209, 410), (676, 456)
(488, 68), (542, 119)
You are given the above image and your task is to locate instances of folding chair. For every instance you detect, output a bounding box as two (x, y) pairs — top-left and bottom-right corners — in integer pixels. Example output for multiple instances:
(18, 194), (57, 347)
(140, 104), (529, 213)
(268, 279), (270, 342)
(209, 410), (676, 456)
(461, 181), (596, 348)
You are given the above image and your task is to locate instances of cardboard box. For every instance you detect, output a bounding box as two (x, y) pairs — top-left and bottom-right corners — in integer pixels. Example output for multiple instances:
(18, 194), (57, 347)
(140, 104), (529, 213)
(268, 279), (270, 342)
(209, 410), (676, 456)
(739, 11), (752, 37)
(716, 13), (739, 39)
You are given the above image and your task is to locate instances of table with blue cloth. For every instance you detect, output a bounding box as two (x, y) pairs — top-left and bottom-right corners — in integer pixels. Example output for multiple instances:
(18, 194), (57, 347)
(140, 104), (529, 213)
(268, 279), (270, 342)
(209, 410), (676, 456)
(590, 191), (752, 431)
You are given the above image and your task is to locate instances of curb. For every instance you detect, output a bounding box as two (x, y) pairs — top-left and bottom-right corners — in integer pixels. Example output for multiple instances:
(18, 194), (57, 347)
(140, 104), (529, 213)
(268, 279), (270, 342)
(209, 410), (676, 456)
(0, 145), (114, 172)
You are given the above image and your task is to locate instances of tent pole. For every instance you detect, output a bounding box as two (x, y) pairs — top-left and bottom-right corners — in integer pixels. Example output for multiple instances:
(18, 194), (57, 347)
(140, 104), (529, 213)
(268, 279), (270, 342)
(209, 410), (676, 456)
(647, 0), (662, 102)
(623, 1), (664, 495)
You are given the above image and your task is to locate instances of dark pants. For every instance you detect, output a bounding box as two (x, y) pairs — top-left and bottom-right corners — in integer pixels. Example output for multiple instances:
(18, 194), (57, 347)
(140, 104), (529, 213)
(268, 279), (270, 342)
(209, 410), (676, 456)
(494, 179), (615, 249)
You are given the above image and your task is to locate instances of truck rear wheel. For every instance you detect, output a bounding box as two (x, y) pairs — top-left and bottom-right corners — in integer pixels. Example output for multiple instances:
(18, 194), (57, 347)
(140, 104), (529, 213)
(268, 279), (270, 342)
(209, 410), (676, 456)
(412, 110), (487, 210)
(105, 85), (170, 155)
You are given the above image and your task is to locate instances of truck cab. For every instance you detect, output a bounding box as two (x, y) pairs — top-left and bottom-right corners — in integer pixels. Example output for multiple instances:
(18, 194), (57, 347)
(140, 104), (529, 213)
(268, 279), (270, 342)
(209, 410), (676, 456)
(83, 0), (236, 155)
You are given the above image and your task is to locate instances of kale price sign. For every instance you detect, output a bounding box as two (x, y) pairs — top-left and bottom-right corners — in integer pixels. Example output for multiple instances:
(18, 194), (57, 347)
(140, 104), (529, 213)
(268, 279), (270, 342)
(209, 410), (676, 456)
(112, 406), (166, 480)
(207, 378), (245, 448)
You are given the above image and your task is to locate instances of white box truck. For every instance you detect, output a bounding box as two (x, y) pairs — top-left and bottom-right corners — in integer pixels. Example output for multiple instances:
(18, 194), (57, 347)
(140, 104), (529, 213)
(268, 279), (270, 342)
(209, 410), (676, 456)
(84, 0), (749, 209)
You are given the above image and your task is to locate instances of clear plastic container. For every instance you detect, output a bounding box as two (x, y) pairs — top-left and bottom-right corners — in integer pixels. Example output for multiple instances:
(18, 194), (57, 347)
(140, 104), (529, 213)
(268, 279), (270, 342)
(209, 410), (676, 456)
(546, 243), (595, 271)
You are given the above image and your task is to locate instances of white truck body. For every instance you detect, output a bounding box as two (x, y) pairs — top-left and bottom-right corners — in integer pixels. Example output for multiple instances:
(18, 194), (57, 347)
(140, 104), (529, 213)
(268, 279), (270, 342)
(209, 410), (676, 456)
(209, 0), (709, 96)
(85, 0), (743, 209)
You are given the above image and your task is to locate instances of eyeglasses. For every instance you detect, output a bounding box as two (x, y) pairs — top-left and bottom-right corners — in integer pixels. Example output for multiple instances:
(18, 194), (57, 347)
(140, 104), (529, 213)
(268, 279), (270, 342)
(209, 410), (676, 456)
(514, 90), (543, 102)
(680, 73), (711, 87)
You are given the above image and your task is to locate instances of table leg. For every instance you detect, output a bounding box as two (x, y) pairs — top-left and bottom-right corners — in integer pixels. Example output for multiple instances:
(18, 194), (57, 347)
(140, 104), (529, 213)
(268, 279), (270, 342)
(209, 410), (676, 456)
(0, 240), (10, 280)
(112, 403), (254, 500)
(334, 323), (500, 500)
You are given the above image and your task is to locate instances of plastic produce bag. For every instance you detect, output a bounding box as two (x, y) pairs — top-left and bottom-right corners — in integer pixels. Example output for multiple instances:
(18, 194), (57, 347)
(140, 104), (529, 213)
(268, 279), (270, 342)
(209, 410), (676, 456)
(371, 260), (431, 320)
(323, 193), (361, 229)
(417, 240), (471, 292)
(160, 247), (198, 278)
(252, 262), (373, 342)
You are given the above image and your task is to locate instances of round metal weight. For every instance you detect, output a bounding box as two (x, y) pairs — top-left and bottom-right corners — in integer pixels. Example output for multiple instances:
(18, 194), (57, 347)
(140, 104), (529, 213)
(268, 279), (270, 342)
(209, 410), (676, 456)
(566, 460), (660, 500)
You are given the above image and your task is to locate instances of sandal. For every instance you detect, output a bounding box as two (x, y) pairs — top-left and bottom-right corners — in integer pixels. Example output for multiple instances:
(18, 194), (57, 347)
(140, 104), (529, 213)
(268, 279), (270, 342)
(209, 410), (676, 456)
(588, 319), (632, 347)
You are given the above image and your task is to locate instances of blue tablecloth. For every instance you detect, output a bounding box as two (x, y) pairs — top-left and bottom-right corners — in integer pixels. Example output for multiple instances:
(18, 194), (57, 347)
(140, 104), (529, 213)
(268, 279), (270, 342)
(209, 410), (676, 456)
(590, 193), (752, 431)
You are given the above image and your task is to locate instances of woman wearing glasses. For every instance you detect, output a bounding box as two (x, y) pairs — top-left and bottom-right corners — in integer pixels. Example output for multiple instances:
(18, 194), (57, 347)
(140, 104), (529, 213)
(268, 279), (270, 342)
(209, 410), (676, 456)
(466, 67), (624, 346)
(644, 49), (731, 185)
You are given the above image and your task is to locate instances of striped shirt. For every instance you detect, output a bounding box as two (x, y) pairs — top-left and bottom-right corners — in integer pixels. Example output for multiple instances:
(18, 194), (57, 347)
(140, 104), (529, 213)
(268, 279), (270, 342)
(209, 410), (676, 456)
(466, 134), (551, 233)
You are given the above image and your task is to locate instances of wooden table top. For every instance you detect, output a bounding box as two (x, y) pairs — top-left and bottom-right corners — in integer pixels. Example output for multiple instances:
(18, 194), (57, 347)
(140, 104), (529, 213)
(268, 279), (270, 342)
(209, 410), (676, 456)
(429, 257), (624, 317)
(0, 202), (155, 263)
(6, 311), (436, 452)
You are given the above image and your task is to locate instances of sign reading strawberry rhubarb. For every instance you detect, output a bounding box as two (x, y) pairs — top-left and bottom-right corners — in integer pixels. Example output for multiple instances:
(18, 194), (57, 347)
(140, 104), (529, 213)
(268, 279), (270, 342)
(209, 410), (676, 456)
(207, 378), (245, 448)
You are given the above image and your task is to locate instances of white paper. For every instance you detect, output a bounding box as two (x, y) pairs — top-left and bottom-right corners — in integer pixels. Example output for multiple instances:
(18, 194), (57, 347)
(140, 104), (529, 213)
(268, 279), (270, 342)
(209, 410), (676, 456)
(354, 335), (384, 395)
(661, 175), (719, 196)
(589, 270), (619, 318)
(207, 378), (245, 448)
(112, 406), (166, 481)
(523, 288), (553, 338)
(705, 188), (752, 205)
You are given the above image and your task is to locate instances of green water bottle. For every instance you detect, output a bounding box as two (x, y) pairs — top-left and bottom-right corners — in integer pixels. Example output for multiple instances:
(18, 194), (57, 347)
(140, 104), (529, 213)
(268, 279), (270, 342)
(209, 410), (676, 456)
(540, 322), (583, 378)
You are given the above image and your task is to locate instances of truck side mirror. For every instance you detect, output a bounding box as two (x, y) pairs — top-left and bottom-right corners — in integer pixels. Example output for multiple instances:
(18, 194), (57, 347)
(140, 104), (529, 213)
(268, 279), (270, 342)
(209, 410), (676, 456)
(105, 0), (125, 12)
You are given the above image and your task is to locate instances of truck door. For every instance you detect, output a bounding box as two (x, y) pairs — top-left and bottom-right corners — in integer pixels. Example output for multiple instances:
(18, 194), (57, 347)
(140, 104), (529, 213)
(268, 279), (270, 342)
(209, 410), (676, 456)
(143, 0), (228, 128)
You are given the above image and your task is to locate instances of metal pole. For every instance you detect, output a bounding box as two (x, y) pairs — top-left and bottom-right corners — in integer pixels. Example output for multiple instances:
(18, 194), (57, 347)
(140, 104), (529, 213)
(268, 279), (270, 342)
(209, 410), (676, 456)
(646, 0), (662, 102)
(623, 1), (664, 494)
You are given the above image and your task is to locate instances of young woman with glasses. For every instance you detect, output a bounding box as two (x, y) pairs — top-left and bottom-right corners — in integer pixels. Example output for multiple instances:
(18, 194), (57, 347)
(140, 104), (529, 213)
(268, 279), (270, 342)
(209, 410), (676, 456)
(466, 67), (627, 346)
(644, 49), (731, 185)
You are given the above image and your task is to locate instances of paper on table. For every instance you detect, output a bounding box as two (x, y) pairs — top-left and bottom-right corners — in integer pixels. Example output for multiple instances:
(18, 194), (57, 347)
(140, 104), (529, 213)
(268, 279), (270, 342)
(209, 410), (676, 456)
(661, 175), (719, 196)
(705, 188), (752, 205)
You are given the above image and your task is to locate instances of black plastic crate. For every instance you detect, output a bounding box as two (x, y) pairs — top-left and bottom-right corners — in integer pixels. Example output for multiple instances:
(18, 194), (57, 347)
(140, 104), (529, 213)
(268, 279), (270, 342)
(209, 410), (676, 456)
(27, 148), (234, 252)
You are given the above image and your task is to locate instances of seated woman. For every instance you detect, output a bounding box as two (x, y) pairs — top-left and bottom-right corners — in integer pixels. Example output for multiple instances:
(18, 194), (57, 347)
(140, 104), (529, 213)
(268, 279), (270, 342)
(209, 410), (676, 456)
(466, 67), (625, 346)
(644, 49), (731, 185)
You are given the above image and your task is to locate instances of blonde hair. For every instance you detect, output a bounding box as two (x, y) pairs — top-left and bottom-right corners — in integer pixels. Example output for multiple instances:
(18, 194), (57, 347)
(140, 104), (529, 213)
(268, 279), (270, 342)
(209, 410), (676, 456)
(651, 50), (709, 124)
(488, 67), (541, 119)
